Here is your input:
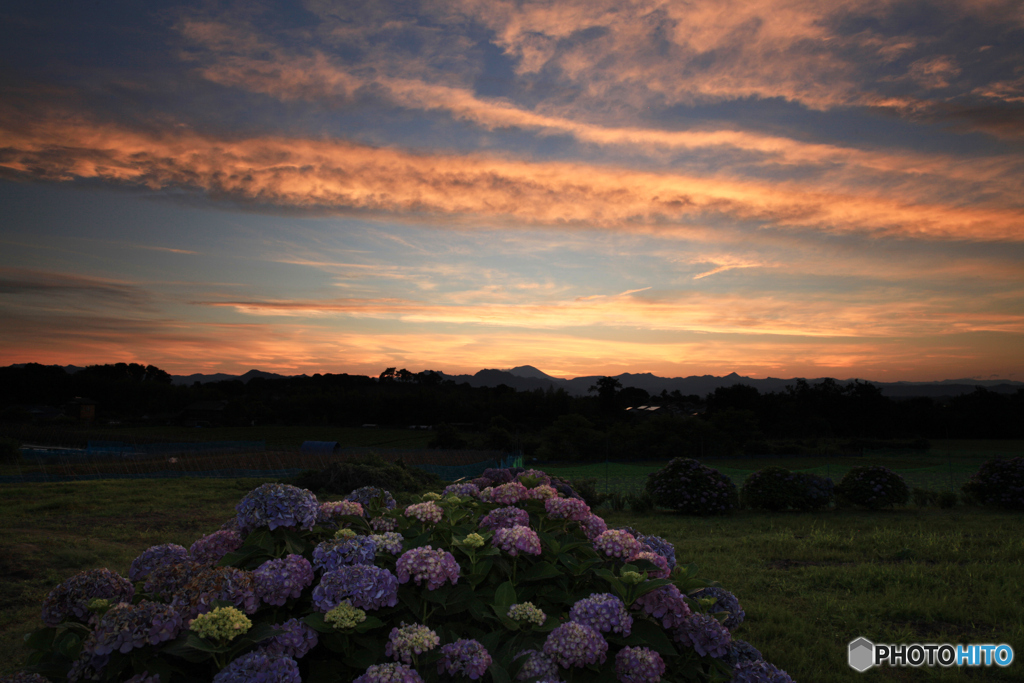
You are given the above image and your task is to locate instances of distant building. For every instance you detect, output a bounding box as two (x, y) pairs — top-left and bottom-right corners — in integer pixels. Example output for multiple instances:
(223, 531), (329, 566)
(64, 397), (97, 421)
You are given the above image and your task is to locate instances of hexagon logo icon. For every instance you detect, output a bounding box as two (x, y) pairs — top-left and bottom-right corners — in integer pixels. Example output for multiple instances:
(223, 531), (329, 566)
(849, 637), (875, 672)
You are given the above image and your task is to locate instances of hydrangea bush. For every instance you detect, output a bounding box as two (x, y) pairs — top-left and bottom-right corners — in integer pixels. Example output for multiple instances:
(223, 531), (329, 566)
(740, 468), (834, 512)
(961, 457), (1024, 510)
(12, 471), (792, 683)
(835, 466), (909, 509)
(645, 458), (739, 515)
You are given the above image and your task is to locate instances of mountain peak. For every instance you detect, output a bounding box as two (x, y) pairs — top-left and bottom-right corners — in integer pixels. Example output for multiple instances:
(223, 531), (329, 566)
(506, 365), (556, 380)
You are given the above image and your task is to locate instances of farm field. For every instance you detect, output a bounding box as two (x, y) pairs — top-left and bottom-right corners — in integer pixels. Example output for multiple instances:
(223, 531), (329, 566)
(1, 476), (1021, 681)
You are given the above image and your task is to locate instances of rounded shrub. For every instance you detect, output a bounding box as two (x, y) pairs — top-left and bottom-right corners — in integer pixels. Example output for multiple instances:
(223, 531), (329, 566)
(645, 458), (738, 515)
(741, 467), (834, 512)
(12, 473), (793, 682)
(961, 457), (1024, 510)
(836, 465), (909, 509)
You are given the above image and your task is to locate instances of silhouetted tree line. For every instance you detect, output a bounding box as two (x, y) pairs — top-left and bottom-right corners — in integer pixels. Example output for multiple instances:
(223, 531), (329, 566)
(0, 364), (1021, 459)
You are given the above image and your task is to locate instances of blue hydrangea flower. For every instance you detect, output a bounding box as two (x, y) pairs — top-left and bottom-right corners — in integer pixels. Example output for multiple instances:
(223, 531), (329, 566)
(634, 533), (677, 571)
(212, 650), (301, 683)
(370, 532), (405, 555)
(442, 482), (480, 497)
(396, 546), (461, 589)
(721, 639), (763, 667)
(543, 622), (609, 669)
(514, 649), (559, 681)
(731, 660), (795, 682)
(128, 544), (189, 582)
(631, 584), (692, 630)
(438, 639), (492, 679)
(313, 536), (378, 572)
(41, 568), (134, 627)
(85, 600), (182, 655)
(569, 593), (632, 636)
(1, 674), (51, 683)
(264, 618), (319, 659)
(254, 554), (314, 606)
(170, 567), (258, 620)
(189, 530), (243, 565)
(313, 564), (400, 612)
(354, 662), (424, 683)
(143, 559), (203, 602)
(615, 646), (666, 683)
(236, 483), (319, 533)
(345, 486), (397, 515)
(479, 506), (531, 530)
(694, 586), (745, 631)
(673, 613), (732, 658)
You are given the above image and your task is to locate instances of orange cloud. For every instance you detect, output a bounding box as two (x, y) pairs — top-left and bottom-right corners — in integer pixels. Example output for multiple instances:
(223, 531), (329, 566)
(1, 110), (1020, 242)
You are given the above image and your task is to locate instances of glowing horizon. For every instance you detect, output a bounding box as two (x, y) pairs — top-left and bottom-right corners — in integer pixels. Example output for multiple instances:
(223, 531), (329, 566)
(1, 1), (1022, 383)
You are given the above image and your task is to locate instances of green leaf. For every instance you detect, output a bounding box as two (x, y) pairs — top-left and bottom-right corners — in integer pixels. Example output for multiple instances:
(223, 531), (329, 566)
(520, 561), (562, 582)
(494, 581), (517, 610)
(304, 612), (334, 634)
(488, 660), (512, 683)
(621, 619), (678, 657)
(23, 627), (55, 652)
(184, 632), (232, 653)
(355, 616), (385, 633)
(161, 635), (213, 663)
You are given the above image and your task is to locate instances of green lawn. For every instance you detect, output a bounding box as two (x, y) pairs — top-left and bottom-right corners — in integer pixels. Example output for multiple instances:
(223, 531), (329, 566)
(2, 477), (1021, 681)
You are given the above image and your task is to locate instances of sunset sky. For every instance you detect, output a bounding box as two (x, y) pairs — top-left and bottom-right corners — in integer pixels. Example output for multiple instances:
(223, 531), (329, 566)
(1, 0), (1022, 381)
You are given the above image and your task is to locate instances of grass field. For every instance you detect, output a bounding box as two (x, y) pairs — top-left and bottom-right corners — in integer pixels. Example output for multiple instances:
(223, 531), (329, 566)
(2, 476), (1021, 681)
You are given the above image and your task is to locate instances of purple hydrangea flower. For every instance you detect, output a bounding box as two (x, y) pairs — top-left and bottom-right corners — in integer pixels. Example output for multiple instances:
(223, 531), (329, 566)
(319, 499), (365, 522)
(371, 516), (400, 532)
(405, 501), (444, 525)
(129, 544), (189, 582)
(544, 497), (591, 521)
(354, 662), (424, 683)
(580, 514), (608, 540)
(731, 660), (795, 683)
(212, 650), (301, 683)
(516, 469), (552, 486)
(526, 484), (558, 500)
(514, 650), (558, 681)
(694, 586), (745, 631)
(254, 554), (314, 606)
(491, 481), (529, 505)
(632, 584), (692, 630)
(345, 486), (397, 515)
(722, 639), (763, 667)
(442, 482), (480, 497)
(85, 600), (182, 655)
(492, 525), (542, 557)
(264, 618), (319, 659)
(615, 646), (666, 683)
(370, 531), (405, 555)
(124, 674), (160, 683)
(628, 551), (670, 579)
(313, 536), (378, 572)
(479, 506), (531, 531)
(189, 530), (243, 566)
(569, 593), (632, 636)
(673, 613), (732, 658)
(236, 483), (319, 534)
(634, 534), (677, 571)
(594, 530), (642, 560)
(480, 468), (515, 486)
(313, 564), (400, 612)
(438, 639), (492, 680)
(543, 622), (609, 669)
(41, 569), (134, 627)
(396, 546), (461, 590)
(143, 559), (203, 602)
(0, 674), (51, 683)
(385, 623), (440, 664)
(170, 567), (259, 620)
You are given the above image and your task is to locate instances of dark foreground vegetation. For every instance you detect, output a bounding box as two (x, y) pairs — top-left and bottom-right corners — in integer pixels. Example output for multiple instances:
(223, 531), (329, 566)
(2, 363), (1022, 460)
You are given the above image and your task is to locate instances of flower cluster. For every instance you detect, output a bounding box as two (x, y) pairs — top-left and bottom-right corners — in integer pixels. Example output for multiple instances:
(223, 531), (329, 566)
(170, 566), (259, 620)
(354, 662), (423, 683)
(236, 483), (320, 533)
(320, 499), (365, 519)
(41, 568), (135, 627)
(615, 646), (666, 683)
(526, 484), (558, 500)
(254, 554), (315, 606)
(479, 505), (530, 530)
(645, 458), (739, 515)
(143, 559), (203, 602)
(189, 530), (243, 566)
(593, 529), (642, 560)
(672, 613), (732, 658)
(516, 469), (552, 486)
(632, 584), (692, 630)
(189, 605), (251, 642)
(693, 586), (745, 631)
(462, 533), (485, 549)
(633, 533), (677, 571)
(404, 501), (443, 525)
(129, 544), (188, 581)
(543, 621), (609, 668)
(543, 496), (591, 521)
(395, 546), (460, 590)
(508, 602), (546, 626)
(442, 482), (480, 497)
(371, 516), (399, 533)
(325, 601), (367, 629)
(345, 486), (397, 514)
(962, 457), (1024, 510)
(212, 650), (301, 683)
(385, 623), (440, 663)
(87, 600), (182, 655)
(721, 639), (764, 667)
(313, 564), (399, 612)
(369, 531), (405, 555)
(569, 593), (632, 636)
(837, 466), (909, 509)
(628, 551), (670, 579)
(492, 525), (542, 557)
(514, 650), (558, 681)
(579, 513), (608, 540)
(313, 536), (378, 572)
(438, 639), (492, 679)
(490, 481), (529, 505)
(732, 660), (795, 683)
(264, 618), (319, 659)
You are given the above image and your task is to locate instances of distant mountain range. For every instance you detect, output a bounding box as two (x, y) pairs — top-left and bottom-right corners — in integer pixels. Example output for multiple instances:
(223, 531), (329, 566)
(163, 364), (1021, 399)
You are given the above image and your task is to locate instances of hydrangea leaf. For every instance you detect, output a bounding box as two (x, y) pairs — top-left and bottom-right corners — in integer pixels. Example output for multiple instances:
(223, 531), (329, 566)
(520, 561), (562, 582)
(621, 619), (679, 658)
